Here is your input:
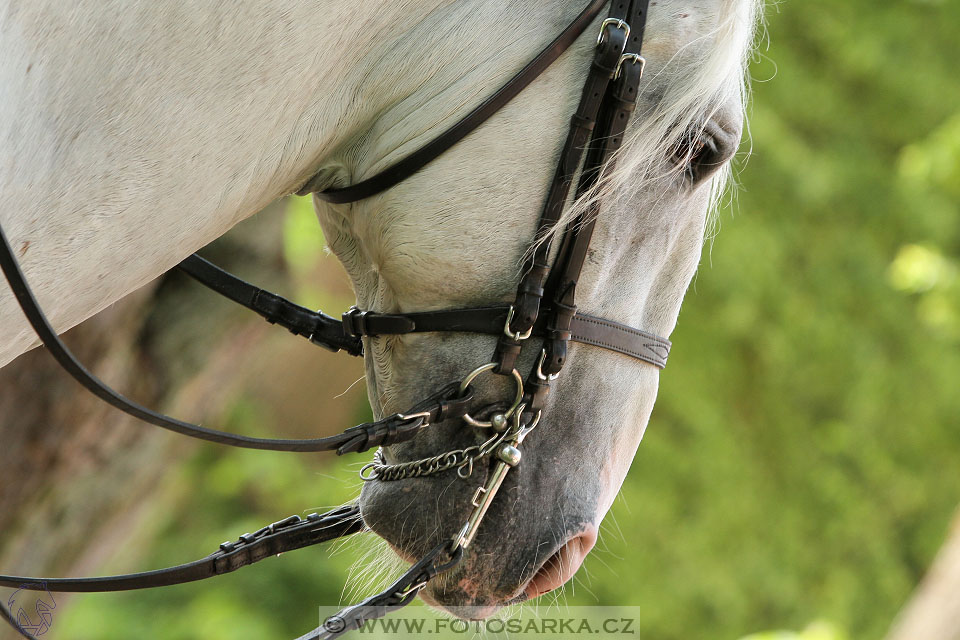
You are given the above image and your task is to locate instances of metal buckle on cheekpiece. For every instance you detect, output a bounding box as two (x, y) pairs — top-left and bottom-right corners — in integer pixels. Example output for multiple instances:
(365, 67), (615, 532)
(614, 53), (646, 80)
(596, 18), (630, 48)
(503, 305), (533, 341)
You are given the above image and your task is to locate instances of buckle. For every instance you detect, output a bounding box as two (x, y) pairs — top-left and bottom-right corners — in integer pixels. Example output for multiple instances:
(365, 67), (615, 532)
(503, 306), (533, 341)
(536, 349), (560, 382)
(614, 53), (646, 81)
(596, 18), (630, 49)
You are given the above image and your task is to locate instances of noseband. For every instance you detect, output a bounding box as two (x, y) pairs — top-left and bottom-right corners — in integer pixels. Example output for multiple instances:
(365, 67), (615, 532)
(0, 2), (663, 638)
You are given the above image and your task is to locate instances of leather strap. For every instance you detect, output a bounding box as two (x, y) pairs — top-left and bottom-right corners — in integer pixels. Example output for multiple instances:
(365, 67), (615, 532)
(0, 505), (362, 593)
(178, 257), (671, 368)
(494, 3), (630, 373)
(517, 0), (652, 411)
(539, 1), (650, 381)
(0, 236), (480, 451)
(0, 506), (364, 640)
(297, 0), (611, 203)
(177, 254), (363, 356)
(0, 5), (668, 640)
(343, 306), (671, 369)
(294, 541), (463, 640)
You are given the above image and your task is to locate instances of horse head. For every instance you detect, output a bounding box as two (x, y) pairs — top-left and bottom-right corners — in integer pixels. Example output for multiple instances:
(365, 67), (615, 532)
(308, 0), (758, 615)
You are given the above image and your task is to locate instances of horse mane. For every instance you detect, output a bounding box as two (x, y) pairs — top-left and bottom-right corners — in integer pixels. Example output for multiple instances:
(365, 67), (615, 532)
(540, 0), (764, 256)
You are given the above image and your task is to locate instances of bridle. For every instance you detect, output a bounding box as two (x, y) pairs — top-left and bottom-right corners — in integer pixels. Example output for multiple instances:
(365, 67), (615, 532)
(0, 1), (664, 638)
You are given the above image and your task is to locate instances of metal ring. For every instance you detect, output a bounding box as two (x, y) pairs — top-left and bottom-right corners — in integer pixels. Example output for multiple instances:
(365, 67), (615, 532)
(596, 18), (630, 48)
(535, 349), (560, 382)
(359, 462), (380, 481)
(458, 363), (524, 428)
(503, 306), (533, 341)
(614, 53), (646, 81)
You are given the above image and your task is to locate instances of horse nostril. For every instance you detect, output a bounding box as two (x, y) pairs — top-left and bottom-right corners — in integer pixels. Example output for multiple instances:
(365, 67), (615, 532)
(524, 528), (598, 599)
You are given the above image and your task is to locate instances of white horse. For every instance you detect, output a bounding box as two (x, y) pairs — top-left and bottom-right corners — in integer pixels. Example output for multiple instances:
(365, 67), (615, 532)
(0, 0), (760, 617)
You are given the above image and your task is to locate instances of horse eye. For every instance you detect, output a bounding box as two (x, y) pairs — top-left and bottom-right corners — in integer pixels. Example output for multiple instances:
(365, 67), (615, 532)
(670, 124), (737, 184)
(670, 137), (709, 174)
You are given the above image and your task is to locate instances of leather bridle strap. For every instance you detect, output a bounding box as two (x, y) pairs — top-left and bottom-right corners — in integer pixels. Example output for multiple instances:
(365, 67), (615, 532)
(0, 4), (667, 640)
(296, 0), (611, 202)
(528, 0), (652, 407)
(178, 254), (362, 355)
(492, 3), (631, 375)
(0, 506), (364, 640)
(295, 541), (463, 640)
(0, 506), (362, 593)
(178, 254), (670, 369)
(0, 234), (477, 451)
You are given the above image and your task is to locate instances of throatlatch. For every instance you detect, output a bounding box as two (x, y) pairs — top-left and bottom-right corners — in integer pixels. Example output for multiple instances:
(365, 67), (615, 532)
(0, 2), (659, 638)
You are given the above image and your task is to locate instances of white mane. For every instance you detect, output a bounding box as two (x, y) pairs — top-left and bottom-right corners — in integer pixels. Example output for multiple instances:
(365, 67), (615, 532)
(557, 0), (762, 249)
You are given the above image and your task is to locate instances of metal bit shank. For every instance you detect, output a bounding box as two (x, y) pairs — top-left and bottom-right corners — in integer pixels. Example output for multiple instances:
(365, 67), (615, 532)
(451, 413), (538, 551)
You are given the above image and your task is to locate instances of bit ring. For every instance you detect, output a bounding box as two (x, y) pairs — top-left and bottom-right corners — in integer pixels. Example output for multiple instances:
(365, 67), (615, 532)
(458, 363), (524, 428)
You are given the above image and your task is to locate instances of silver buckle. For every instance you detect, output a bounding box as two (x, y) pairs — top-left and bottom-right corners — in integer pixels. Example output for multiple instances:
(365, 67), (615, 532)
(614, 53), (646, 81)
(503, 306), (532, 341)
(535, 349), (560, 382)
(596, 18), (630, 48)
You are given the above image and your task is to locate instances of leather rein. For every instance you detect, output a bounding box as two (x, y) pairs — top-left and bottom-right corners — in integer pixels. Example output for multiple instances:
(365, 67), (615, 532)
(0, 2), (660, 638)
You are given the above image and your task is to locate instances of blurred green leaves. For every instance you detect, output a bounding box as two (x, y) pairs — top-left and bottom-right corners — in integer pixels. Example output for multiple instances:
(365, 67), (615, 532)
(741, 621), (849, 640)
(889, 112), (960, 339)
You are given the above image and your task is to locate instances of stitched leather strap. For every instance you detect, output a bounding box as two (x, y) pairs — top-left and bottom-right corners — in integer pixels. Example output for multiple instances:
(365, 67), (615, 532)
(525, 1), (651, 412)
(342, 306), (671, 369)
(178, 254), (363, 356)
(178, 257), (671, 368)
(0, 239), (480, 453)
(297, 0), (611, 203)
(0, 506), (362, 593)
(539, 1), (650, 384)
(0, 506), (364, 640)
(294, 541), (463, 640)
(495, 7), (630, 372)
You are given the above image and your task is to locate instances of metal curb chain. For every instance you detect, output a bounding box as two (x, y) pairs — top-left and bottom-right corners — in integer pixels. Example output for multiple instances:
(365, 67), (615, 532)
(359, 361), (529, 482)
(359, 416), (522, 482)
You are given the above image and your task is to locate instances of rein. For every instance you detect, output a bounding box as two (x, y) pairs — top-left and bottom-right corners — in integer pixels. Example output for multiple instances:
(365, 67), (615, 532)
(0, 2), (660, 638)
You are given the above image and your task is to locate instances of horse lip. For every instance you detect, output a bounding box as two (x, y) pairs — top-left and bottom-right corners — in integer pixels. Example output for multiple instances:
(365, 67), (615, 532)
(520, 527), (598, 601)
(412, 528), (599, 617)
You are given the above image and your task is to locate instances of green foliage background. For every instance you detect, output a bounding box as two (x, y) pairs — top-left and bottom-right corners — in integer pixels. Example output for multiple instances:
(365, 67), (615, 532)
(55, 1), (960, 638)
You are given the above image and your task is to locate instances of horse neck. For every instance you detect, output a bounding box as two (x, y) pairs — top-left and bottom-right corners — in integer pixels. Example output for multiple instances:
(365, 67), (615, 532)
(0, 0), (465, 367)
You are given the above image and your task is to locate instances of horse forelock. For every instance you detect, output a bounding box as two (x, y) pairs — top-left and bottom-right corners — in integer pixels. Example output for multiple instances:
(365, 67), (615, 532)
(533, 0), (764, 260)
